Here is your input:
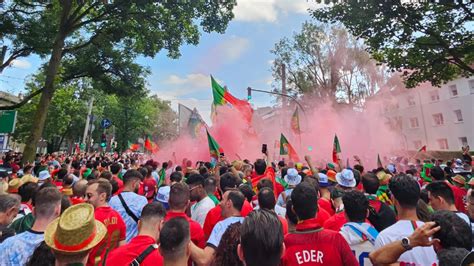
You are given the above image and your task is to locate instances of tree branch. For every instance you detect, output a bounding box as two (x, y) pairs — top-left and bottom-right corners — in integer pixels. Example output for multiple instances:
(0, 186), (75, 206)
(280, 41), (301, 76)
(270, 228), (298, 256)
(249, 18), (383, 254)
(0, 47), (33, 73)
(62, 30), (103, 54)
(0, 87), (44, 110)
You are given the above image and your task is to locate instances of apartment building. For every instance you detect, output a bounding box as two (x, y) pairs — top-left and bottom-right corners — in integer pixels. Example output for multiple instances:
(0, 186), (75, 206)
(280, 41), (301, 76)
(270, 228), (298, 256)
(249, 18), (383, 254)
(380, 76), (474, 151)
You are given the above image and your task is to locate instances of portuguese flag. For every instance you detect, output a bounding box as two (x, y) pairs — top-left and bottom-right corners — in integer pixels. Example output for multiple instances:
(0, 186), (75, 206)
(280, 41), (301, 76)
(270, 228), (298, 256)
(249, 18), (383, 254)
(144, 136), (159, 153)
(211, 76), (253, 122)
(418, 145), (427, 152)
(206, 129), (223, 160)
(128, 141), (140, 151)
(332, 134), (341, 163)
(280, 133), (300, 162)
(291, 107), (301, 134)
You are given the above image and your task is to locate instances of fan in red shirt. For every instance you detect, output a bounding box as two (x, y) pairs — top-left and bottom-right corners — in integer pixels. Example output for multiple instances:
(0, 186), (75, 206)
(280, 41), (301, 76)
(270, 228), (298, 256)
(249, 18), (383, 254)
(85, 179), (126, 266)
(110, 162), (124, 190)
(256, 187), (289, 235)
(203, 172), (253, 240)
(430, 166), (466, 213)
(250, 159), (282, 197)
(282, 182), (358, 266)
(106, 202), (166, 266)
(142, 166), (157, 203)
(70, 179), (88, 205)
(164, 183), (206, 250)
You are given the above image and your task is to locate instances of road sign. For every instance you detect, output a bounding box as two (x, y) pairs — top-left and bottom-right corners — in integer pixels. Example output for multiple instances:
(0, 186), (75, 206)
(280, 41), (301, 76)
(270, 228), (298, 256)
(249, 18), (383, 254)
(0, 110), (17, 133)
(100, 118), (112, 129)
(0, 134), (6, 151)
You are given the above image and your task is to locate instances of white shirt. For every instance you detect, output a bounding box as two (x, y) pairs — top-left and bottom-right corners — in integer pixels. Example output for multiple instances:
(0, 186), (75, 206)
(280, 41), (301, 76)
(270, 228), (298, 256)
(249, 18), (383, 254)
(375, 220), (438, 266)
(109, 192), (148, 242)
(207, 216), (243, 249)
(191, 196), (215, 227)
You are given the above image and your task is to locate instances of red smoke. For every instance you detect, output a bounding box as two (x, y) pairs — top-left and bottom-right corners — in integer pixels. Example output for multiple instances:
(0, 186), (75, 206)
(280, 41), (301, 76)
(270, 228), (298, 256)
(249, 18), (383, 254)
(153, 96), (401, 170)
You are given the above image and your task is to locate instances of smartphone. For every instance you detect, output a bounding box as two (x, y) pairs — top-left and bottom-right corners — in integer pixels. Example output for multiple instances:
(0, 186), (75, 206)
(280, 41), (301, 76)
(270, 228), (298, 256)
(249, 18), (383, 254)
(262, 144), (268, 154)
(220, 152), (225, 157)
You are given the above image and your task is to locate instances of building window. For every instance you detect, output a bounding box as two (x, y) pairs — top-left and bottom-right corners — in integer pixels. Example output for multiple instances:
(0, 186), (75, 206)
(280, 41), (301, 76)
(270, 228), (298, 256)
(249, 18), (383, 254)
(469, 80), (474, 94)
(429, 90), (440, 102)
(394, 116), (402, 130)
(432, 113), (444, 126)
(413, 140), (422, 150)
(437, 138), (449, 150)
(407, 96), (416, 106)
(449, 85), (458, 97)
(454, 109), (463, 122)
(459, 137), (468, 147)
(409, 117), (419, 128)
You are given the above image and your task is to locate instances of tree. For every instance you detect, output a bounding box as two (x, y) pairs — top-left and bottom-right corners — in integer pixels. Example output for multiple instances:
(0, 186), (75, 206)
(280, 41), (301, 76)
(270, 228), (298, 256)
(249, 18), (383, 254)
(13, 74), (89, 153)
(0, 1), (236, 162)
(102, 94), (177, 152)
(312, 1), (473, 88)
(13, 73), (178, 153)
(271, 22), (389, 107)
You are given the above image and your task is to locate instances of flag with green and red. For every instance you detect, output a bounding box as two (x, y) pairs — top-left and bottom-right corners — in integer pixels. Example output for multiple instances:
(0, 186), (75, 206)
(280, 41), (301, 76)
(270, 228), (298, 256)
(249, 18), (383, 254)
(144, 136), (159, 153)
(206, 129), (223, 160)
(332, 134), (341, 163)
(280, 133), (300, 162)
(211, 76), (253, 123)
(291, 107), (301, 134)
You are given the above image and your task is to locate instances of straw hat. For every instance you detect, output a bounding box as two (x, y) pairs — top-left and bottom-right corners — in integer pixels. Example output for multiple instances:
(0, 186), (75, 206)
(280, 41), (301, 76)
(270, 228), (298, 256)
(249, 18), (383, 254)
(45, 203), (106, 254)
(376, 171), (392, 185)
(20, 174), (38, 184)
(452, 175), (466, 186)
(468, 178), (474, 187)
(8, 178), (23, 193)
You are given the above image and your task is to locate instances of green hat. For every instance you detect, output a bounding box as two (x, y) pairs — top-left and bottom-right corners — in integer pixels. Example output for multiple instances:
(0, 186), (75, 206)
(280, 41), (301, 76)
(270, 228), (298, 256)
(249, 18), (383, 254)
(420, 163), (434, 183)
(83, 168), (92, 178)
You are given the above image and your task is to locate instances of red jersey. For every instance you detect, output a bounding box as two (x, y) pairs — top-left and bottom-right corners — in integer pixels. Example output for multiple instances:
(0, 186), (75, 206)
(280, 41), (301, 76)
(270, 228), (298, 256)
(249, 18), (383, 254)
(449, 182), (467, 213)
(87, 206), (126, 266)
(113, 175), (123, 189)
(70, 196), (85, 205)
(319, 198), (335, 216)
(315, 207), (331, 226)
(106, 235), (163, 266)
(203, 200), (253, 240)
(282, 218), (358, 266)
(323, 211), (347, 231)
(251, 167), (278, 197)
(164, 211), (206, 248)
(279, 215), (289, 235)
(143, 177), (157, 201)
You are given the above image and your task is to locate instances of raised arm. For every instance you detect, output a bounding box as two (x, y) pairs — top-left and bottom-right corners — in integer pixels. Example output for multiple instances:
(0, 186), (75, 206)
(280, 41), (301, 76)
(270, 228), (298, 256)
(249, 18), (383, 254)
(369, 222), (440, 265)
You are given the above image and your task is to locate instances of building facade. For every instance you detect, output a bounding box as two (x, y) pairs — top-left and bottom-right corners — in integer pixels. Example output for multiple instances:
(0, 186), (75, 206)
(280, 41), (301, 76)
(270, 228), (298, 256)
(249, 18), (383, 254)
(381, 76), (474, 151)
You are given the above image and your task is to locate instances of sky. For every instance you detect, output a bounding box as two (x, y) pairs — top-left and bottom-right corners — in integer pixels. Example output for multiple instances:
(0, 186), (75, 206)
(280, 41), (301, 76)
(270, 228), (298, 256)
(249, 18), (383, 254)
(0, 0), (324, 124)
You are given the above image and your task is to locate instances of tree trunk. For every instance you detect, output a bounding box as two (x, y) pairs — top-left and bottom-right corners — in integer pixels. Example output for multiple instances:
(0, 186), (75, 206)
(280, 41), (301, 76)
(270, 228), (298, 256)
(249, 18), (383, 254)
(22, 3), (72, 163)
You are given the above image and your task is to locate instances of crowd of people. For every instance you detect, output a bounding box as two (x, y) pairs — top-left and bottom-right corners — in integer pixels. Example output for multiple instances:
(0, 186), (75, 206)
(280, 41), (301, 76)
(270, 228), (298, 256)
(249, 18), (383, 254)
(0, 147), (473, 266)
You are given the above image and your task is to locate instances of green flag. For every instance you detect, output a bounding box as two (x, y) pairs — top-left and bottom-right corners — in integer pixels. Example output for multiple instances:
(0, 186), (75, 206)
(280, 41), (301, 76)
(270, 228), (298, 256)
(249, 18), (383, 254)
(206, 129), (222, 159)
(157, 168), (166, 187)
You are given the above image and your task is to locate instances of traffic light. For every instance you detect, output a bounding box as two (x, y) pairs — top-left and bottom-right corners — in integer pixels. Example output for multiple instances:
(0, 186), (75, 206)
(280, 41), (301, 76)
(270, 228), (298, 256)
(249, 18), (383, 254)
(100, 133), (107, 148)
(247, 87), (252, 100)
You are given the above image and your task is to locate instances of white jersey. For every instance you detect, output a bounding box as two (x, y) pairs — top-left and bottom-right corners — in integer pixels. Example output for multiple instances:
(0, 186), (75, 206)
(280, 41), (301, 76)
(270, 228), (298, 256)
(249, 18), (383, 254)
(375, 220), (438, 266)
